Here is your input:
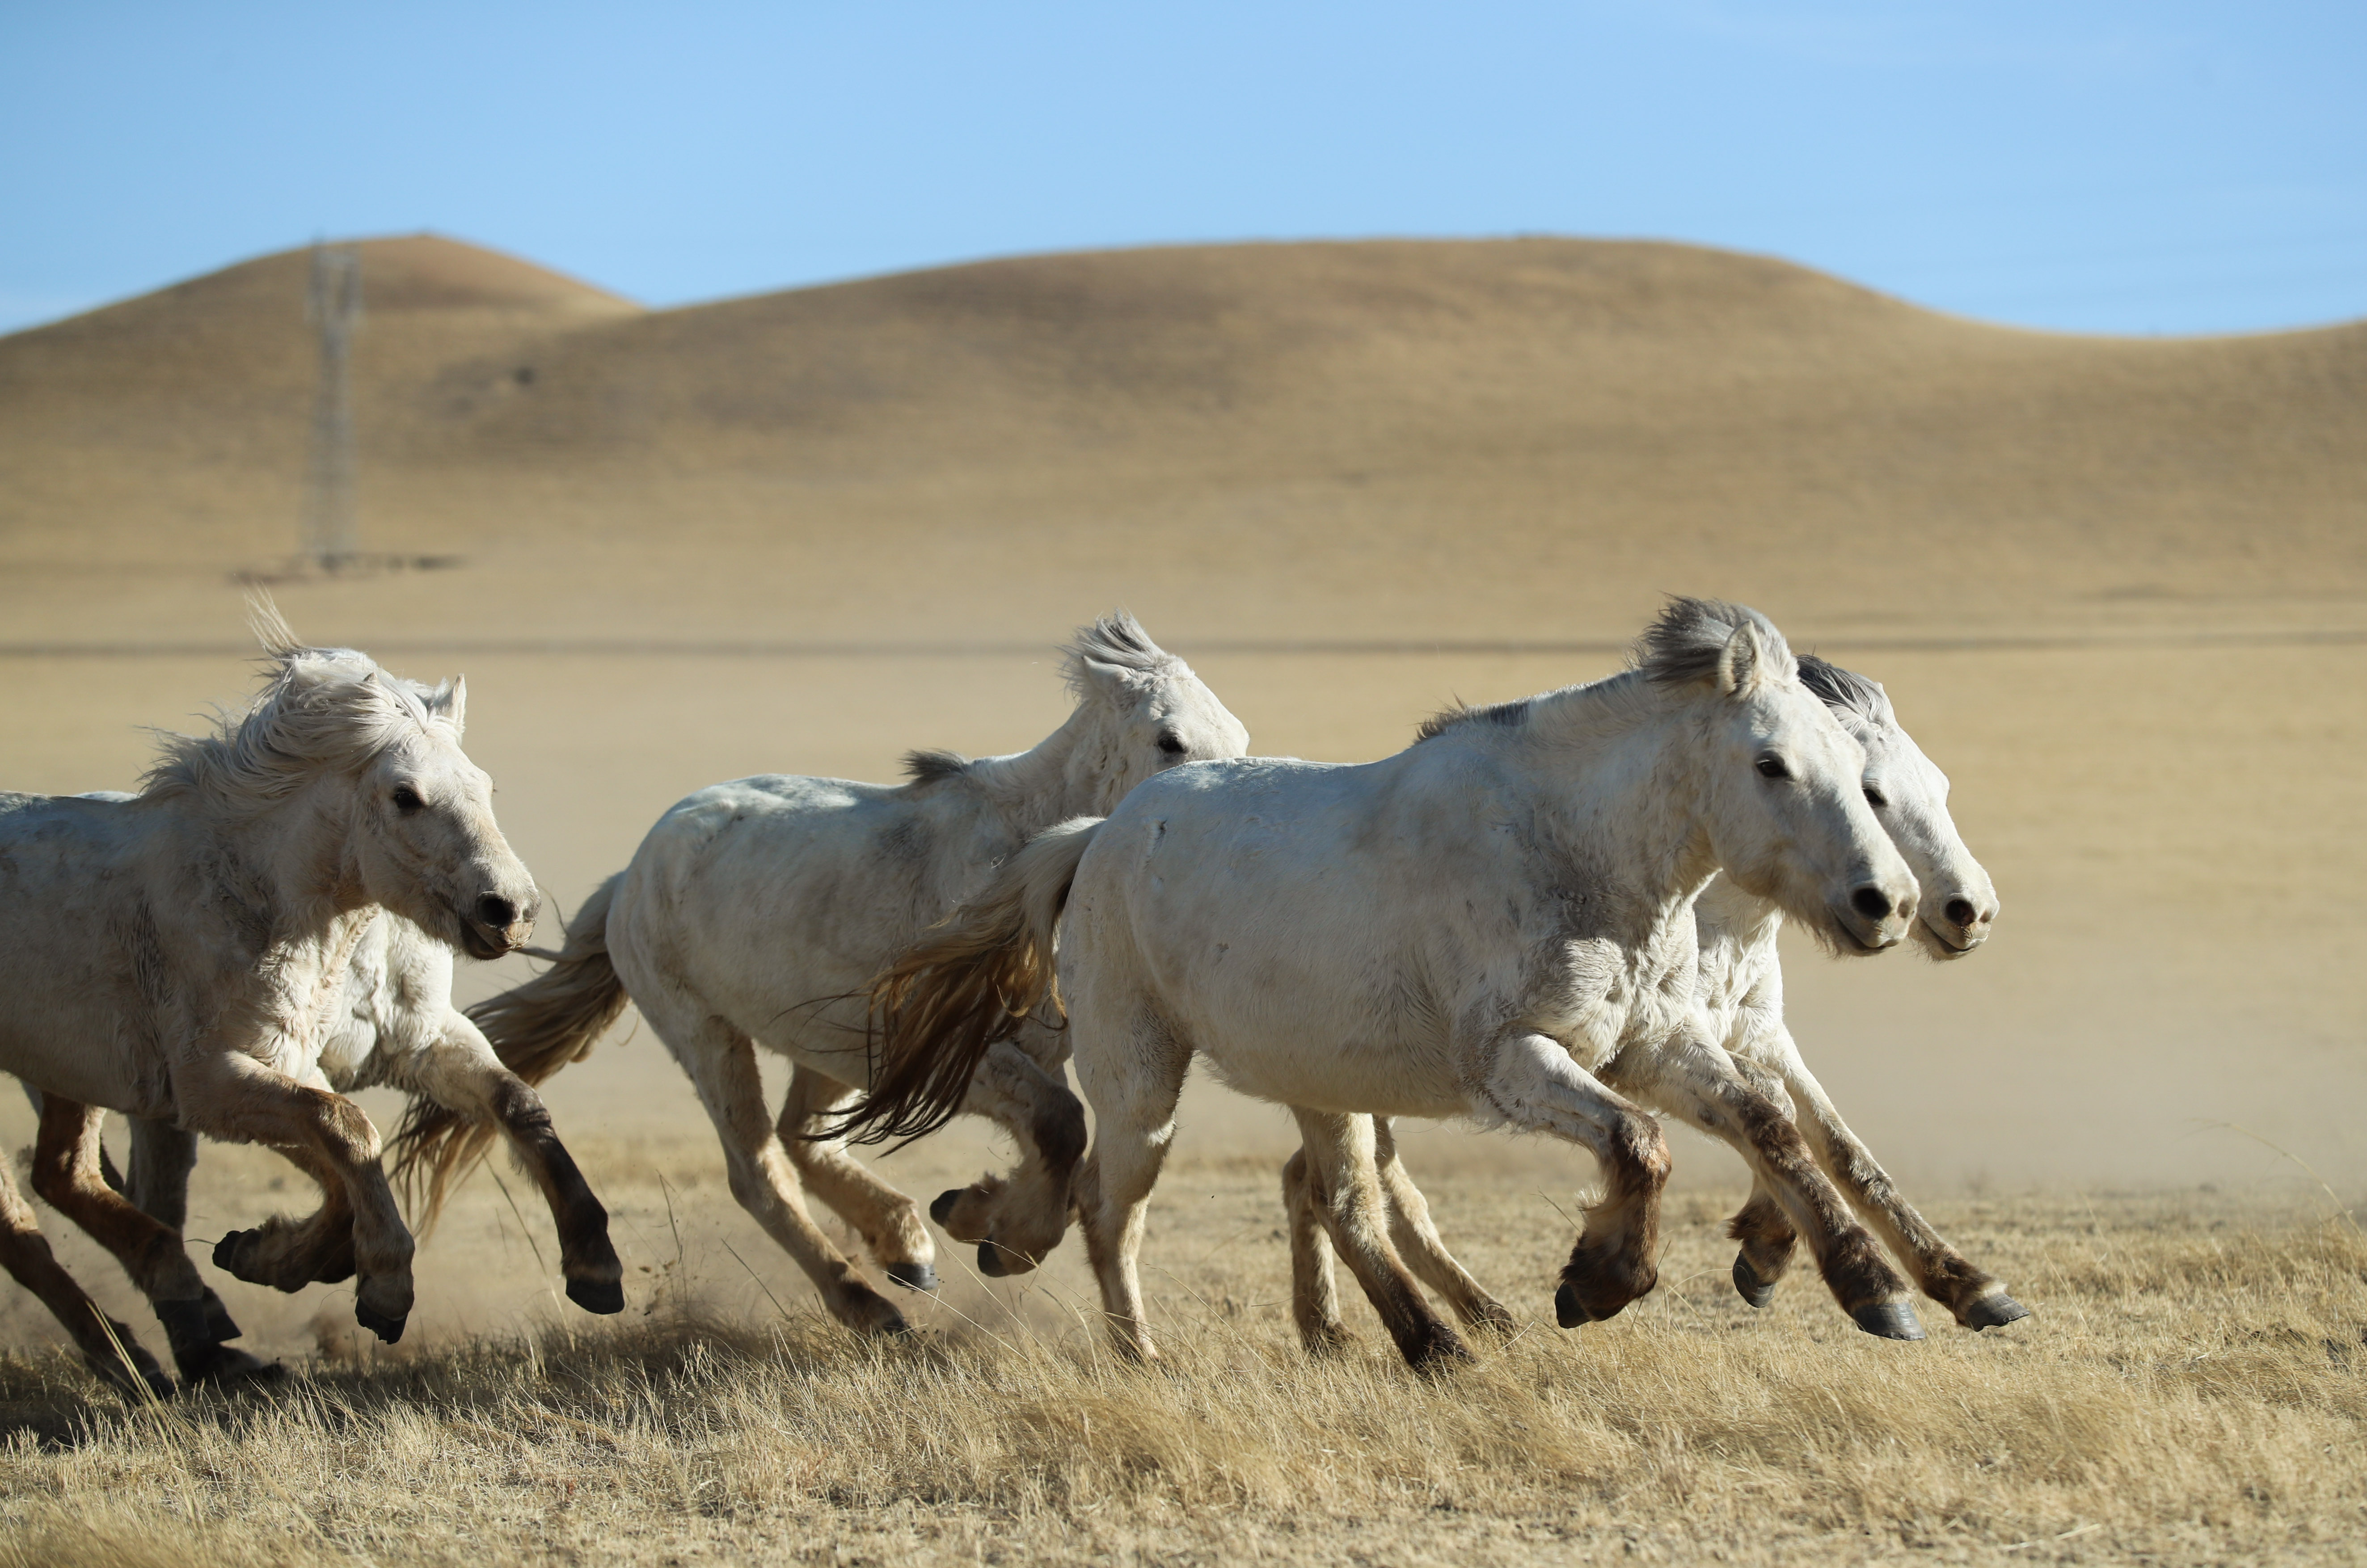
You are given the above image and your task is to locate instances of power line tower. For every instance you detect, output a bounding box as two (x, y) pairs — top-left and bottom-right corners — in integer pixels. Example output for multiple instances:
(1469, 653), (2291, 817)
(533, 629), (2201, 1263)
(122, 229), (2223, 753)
(301, 242), (363, 571)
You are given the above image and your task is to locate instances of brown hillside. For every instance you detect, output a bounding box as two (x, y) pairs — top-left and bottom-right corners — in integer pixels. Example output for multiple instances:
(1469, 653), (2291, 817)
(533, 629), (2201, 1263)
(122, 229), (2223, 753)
(2, 235), (2360, 646)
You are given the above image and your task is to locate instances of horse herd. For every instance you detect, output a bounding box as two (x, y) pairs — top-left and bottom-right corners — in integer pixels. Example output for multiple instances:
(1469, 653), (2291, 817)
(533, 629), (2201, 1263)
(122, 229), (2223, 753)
(0, 595), (2028, 1400)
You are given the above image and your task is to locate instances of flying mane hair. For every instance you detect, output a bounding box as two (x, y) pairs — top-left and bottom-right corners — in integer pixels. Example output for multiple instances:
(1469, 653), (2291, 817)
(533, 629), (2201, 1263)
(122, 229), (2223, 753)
(1417, 597), (1800, 743)
(139, 595), (453, 808)
(1796, 653), (1894, 729)
(1059, 609), (1182, 697)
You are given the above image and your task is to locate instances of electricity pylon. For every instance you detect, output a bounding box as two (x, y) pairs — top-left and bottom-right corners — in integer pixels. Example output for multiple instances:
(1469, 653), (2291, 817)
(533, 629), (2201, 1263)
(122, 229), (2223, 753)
(301, 243), (362, 570)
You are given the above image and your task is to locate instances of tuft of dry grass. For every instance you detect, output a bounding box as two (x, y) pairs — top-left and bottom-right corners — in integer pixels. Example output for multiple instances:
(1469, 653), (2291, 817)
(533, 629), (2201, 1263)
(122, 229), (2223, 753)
(0, 1161), (2362, 1566)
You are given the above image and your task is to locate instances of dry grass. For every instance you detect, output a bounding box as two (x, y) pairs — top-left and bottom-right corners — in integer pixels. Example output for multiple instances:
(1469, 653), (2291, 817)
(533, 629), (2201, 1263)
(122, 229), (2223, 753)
(0, 1154), (2361, 1567)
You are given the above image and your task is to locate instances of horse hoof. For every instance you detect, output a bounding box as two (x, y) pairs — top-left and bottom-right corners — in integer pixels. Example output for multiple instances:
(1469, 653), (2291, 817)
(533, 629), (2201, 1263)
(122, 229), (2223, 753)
(1851, 1300), (1927, 1340)
(565, 1276), (626, 1315)
(1554, 1281), (1592, 1329)
(200, 1288), (244, 1345)
(976, 1240), (1012, 1278)
(354, 1302), (408, 1345)
(885, 1261), (938, 1293)
(1468, 1299), (1520, 1339)
(211, 1230), (262, 1283)
(84, 1352), (174, 1403)
(185, 1345), (287, 1390)
(1732, 1255), (1777, 1310)
(930, 1189), (962, 1227)
(1960, 1291), (2033, 1331)
(1405, 1324), (1476, 1374)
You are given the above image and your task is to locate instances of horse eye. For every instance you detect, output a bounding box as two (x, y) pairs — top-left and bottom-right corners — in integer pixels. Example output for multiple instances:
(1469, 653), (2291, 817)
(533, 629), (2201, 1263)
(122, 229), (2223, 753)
(1864, 785), (1890, 809)
(1754, 754), (1789, 780)
(1156, 731), (1188, 757)
(391, 785), (426, 813)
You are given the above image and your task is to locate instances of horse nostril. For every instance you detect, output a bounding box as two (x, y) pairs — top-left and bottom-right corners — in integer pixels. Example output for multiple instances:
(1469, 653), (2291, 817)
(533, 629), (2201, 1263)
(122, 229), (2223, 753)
(476, 895), (518, 930)
(1945, 897), (1979, 928)
(1850, 885), (1895, 921)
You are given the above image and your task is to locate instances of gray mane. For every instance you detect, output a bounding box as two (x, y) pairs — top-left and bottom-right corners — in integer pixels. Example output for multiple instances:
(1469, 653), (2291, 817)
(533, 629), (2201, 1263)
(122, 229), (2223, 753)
(1414, 695), (1533, 743)
(1797, 654), (1894, 730)
(141, 600), (451, 809)
(901, 748), (971, 784)
(1060, 610), (1182, 698)
(1632, 597), (1797, 688)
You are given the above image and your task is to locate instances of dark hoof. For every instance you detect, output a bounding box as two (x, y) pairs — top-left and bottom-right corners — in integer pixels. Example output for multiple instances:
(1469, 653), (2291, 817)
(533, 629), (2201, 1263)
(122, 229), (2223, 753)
(1554, 1281), (1592, 1329)
(1732, 1254), (1777, 1310)
(1405, 1324), (1476, 1374)
(1851, 1300), (1927, 1340)
(565, 1276), (626, 1315)
(930, 1189), (962, 1227)
(84, 1351), (174, 1403)
(182, 1344), (287, 1390)
(354, 1301), (407, 1345)
(1467, 1299), (1520, 1339)
(200, 1288), (244, 1345)
(211, 1230), (261, 1283)
(885, 1260), (938, 1293)
(1960, 1291), (2033, 1331)
(975, 1239), (1012, 1278)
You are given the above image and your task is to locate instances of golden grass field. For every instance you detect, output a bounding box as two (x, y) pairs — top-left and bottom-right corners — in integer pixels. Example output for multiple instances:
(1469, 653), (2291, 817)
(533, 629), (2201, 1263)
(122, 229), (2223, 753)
(0, 235), (2362, 1562)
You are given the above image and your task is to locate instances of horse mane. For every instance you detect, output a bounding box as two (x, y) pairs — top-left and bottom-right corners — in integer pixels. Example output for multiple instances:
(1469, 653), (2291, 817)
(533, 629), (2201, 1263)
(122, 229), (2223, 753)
(1059, 610), (1182, 699)
(1632, 597), (1797, 688)
(1796, 653), (1894, 729)
(901, 748), (971, 784)
(1414, 695), (1533, 743)
(140, 597), (454, 809)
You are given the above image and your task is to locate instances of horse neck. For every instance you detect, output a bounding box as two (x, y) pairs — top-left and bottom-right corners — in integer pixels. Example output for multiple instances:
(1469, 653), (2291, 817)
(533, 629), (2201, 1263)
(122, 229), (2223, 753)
(1513, 678), (1726, 955)
(169, 774), (378, 965)
(965, 698), (1124, 832)
(1694, 873), (1785, 965)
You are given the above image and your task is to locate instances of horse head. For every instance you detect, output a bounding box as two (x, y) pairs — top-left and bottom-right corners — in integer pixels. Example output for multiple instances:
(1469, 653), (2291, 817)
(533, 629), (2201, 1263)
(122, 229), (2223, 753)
(1799, 656), (1998, 958)
(1646, 600), (1916, 955)
(1061, 611), (1251, 815)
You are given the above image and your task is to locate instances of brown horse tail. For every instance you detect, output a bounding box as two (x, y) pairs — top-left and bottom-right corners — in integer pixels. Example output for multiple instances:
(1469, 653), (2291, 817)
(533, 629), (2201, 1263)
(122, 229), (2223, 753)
(389, 873), (632, 1230)
(832, 817), (1105, 1148)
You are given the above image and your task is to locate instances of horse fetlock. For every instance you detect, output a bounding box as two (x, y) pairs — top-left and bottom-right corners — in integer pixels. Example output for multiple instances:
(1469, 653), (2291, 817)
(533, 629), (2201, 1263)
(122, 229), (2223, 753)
(1398, 1318), (1475, 1373)
(1818, 1229), (1911, 1314)
(1461, 1295), (1520, 1338)
(213, 1224), (327, 1293)
(152, 1296), (218, 1358)
(834, 1281), (911, 1337)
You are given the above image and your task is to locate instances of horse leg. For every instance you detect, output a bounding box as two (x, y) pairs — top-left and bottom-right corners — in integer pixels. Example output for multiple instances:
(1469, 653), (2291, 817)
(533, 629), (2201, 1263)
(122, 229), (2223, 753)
(778, 1065), (937, 1292)
(1369, 1117), (1516, 1337)
(1289, 1109), (1470, 1370)
(0, 1125), (173, 1399)
(924, 1039), (1086, 1278)
(1622, 1036), (1923, 1340)
(408, 1009), (624, 1315)
(214, 1142), (359, 1290)
(650, 1000), (906, 1335)
(1282, 1146), (1354, 1353)
(30, 1098), (278, 1387)
(1072, 999), (1190, 1364)
(1762, 1031), (2029, 1330)
(1477, 1033), (1669, 1326)
(176, 1053), (415, 1344)
(1714, 1060), (1802, 1310)
(120, 1115), (246, 1345)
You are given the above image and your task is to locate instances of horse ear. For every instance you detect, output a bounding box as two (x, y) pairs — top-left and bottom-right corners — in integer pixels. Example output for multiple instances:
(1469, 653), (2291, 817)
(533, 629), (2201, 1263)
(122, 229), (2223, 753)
(429, 676), (467, 735)
(1716, 623), (1769, 698)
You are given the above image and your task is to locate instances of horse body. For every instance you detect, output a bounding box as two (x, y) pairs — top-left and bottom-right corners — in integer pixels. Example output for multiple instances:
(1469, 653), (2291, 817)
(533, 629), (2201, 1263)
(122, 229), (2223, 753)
(412, 613), (1249, 1335)
(0, 605), (539, 1394)
(1285, 653), (2029, 1357)
(857, 600), (1923, 1366)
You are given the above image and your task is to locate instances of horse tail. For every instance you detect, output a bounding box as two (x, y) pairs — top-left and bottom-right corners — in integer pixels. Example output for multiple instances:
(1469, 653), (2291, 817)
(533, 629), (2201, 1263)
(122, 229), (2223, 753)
(389, 874), (631, 1227)
(831, 817), (1104, 1148)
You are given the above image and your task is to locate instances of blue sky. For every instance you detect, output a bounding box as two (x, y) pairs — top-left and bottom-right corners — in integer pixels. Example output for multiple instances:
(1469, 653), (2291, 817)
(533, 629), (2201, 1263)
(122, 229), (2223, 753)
(2, 1), (2360, 337)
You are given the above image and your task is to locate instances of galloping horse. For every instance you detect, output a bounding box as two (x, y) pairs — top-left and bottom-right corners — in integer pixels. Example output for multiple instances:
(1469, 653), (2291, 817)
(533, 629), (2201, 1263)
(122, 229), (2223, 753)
(1280, 653), (2028, 1360)
(0, 603), (540, 1393)
(853, 600), (1924, 1366)
(392, 613), (1248, 1336)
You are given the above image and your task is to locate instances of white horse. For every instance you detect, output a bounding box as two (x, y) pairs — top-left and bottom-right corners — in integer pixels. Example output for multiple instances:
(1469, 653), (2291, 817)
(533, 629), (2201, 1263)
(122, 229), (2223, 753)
(35, 902), (631, 1357)
(853, 600), (1923, 1366)
(0, 604), (540, 1395)
(391, 613), (1249, 1336)
(1280, 653), (2028, 1360)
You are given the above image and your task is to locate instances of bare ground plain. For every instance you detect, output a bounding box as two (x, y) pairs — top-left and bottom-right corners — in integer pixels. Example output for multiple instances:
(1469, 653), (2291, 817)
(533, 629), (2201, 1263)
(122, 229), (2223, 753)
(0, 236), (2361, 1562)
